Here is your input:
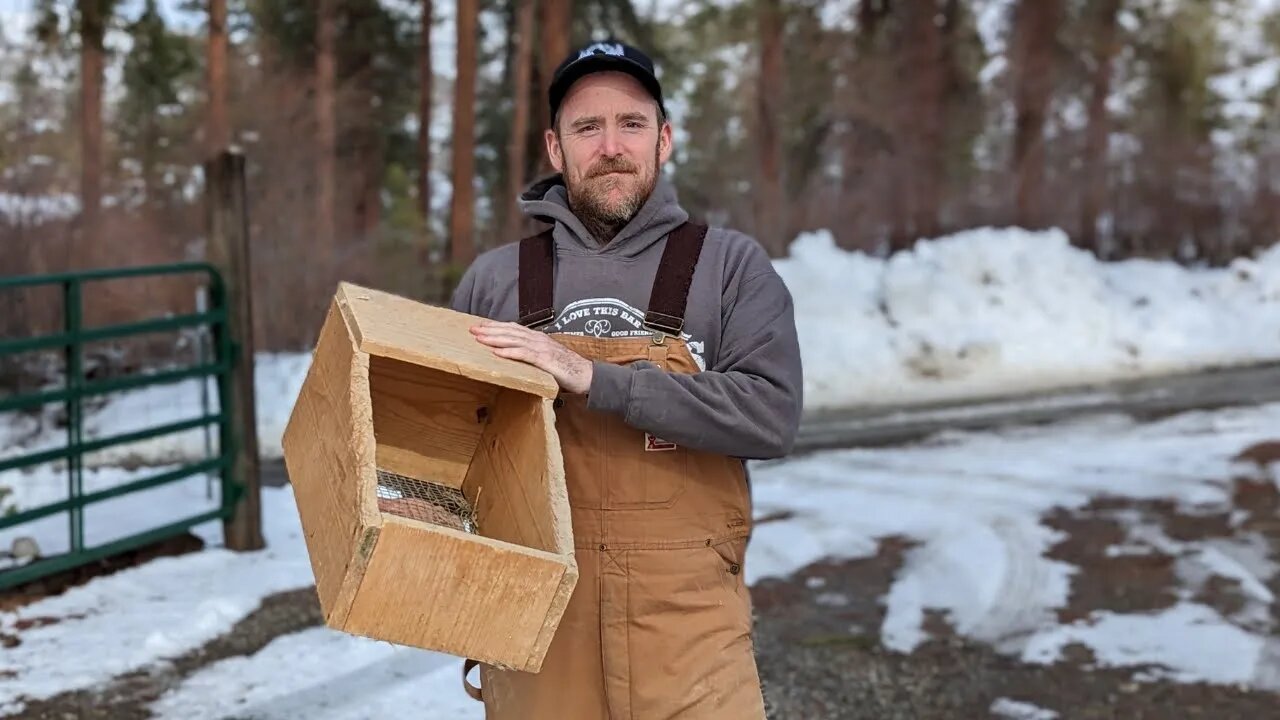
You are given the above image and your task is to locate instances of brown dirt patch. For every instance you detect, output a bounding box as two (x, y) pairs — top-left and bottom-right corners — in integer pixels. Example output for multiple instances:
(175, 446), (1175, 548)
(1045, 504), (1180, 622)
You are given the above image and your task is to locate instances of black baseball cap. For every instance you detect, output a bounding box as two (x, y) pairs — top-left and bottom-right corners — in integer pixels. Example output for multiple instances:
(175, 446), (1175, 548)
(548, 39), (667, 125)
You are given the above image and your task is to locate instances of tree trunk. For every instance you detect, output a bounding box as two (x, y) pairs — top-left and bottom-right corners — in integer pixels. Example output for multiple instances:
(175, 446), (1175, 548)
(315, 0), (338, 275)
(449, 0), (478, 266)
(504, 0), (536, 243)
(78, 0), (105, 235)
(537, 0), (572, 149)
(858, 0), (890, 37)
(355, 102), (383, 257)
(142, 112), (156, 206)
(207, 0), (230, 155)
(755, 0), (785, 256)
(1011, 0), (1064, 229)
(418, 0), (433, 228)
(1080, 0), (1122, 254)
(899, 0), (944, 245)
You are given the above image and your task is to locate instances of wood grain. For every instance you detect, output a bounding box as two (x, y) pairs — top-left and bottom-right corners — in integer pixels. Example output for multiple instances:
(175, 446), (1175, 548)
(282, 302), (379, 620)
(285, 289), (577, 670)
(344, 516), (568, 671)
(335, 282), (559, 400)
(463, 393), (577, 669)
(463, 392), (571, 556)
(369, 354), (498, 489)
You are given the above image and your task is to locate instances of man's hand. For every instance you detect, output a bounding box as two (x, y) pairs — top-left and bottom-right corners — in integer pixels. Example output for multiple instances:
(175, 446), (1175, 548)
(470, 320), (593, 394)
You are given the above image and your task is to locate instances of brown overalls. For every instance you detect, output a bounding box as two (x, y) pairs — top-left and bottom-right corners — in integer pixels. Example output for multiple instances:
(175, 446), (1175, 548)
(463, 223), (767, 719)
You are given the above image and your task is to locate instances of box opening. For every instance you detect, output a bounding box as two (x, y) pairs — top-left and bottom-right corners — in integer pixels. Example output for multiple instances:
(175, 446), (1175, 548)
(368, 353), (499, 531)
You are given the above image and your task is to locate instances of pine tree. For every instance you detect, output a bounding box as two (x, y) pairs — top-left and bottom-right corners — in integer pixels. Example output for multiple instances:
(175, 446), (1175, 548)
(207, 0), (231, 154)
(755, 0), (785, 256)
(1010, 0), (1065, 230)
(1079, 0), (1123, 253)
(449, 0), (479, 266)
(118, 0), (199, 208)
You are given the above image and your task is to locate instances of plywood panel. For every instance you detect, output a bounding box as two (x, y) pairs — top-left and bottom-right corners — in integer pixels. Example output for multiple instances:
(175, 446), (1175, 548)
(335, 282), (559, 400)
(463, 393), (571, 556)
(282, 302), (379, 619)
(344, 517), (568, 671)
(369, 355), (498, 489)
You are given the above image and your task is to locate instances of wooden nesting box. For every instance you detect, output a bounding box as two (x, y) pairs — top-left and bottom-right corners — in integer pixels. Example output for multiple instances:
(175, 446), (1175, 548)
(281, 282), (577, 672)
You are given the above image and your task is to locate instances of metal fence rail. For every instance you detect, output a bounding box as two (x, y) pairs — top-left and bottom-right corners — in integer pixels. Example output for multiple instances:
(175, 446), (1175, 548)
(0, 263), (241, 589)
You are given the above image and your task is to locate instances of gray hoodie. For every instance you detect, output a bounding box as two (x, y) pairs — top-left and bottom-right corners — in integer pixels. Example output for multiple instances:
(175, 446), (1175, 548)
(449, 174), (803, 460)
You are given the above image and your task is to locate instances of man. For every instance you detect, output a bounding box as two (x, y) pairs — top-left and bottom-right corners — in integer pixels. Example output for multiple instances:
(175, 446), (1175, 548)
(451, 38), (803, 719)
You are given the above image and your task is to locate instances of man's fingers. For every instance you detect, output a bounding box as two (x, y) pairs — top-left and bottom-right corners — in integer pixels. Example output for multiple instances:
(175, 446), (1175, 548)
(472, 326), (539, 343)
(492, 345), (539, 365)
(470, 320), (530, 336)
(473, 333), (532, 349)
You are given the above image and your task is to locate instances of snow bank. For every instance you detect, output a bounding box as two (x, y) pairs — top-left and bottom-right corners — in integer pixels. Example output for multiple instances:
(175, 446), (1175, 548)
(777, 227), (1280, 410)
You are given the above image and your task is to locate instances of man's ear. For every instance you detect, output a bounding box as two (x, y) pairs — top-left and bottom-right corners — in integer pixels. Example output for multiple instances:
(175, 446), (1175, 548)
(658, 122), (674, 165)
(545, 129), (564, 173)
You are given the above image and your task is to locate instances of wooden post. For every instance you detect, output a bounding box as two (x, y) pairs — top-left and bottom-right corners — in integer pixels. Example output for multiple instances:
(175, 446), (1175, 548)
(206, 149), (264, 551)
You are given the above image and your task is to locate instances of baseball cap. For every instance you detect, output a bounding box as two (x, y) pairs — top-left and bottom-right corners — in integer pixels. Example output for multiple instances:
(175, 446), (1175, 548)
(548, 39), (667, 125)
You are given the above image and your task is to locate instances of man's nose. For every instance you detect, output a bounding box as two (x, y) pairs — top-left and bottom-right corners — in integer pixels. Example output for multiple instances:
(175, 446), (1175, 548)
(599, 125), (623, 157)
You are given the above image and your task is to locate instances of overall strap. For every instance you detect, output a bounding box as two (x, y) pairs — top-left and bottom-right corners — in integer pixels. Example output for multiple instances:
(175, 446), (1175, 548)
(517, 228), (556, 328)
(644, 222), (708, 336)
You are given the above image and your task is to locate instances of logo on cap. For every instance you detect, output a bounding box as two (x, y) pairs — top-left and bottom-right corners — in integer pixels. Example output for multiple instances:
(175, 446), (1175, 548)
(577, 42), (625, 60)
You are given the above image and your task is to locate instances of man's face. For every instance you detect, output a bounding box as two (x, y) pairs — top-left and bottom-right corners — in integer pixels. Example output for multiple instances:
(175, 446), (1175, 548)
(545, 71), (673, 228)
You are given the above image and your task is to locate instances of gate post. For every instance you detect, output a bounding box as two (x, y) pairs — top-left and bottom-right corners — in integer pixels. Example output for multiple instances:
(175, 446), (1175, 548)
(206, 149), (264, 551)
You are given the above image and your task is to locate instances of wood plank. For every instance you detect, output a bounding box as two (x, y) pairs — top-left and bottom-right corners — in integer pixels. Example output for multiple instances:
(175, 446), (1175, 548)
(327, 524), (379, 629)
(206, 149), (263, 551)
(463, 393), (571, 556)
(462, 394), (576, 668)
(369, 354), (498, 489)
(282, 302), (379, 619)
(335, 282), (559, 400)
(343, 517), (569, 671)
(521, 399), (575, 665)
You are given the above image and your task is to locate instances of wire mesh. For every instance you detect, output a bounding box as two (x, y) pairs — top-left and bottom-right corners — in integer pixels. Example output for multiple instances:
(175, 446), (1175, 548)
(375, 469), (478, 534)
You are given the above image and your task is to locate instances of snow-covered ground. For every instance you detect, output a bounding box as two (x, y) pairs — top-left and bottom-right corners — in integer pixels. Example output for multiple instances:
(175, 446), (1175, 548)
(4, 400), (1280, 717)
(750, 403), (1280, 688)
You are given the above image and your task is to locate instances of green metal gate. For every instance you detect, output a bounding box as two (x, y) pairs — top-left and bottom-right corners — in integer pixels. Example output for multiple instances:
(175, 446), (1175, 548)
(0, 263), (242, 590)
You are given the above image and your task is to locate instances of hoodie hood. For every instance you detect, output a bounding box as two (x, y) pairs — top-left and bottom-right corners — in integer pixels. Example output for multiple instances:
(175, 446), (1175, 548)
(518, 172), (689, 258)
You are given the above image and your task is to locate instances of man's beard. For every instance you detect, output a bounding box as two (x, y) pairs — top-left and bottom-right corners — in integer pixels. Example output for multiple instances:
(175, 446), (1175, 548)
(563, 146), (660, 243)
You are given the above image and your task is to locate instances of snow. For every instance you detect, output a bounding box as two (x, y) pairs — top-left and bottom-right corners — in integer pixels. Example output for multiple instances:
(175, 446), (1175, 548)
(6, 398), (1280, 714)
(1022, 603), (1271, 686)
(776, 227), (1280, 410)
(0, 465), (220, 566)
(0, 351), (309, 472)
(991, 698), (1060, 720)
(148, 628), (477, 720)
(0, 192), (80, 223)
(748, 401), (1280, 686)
(0, 484), (315, 712)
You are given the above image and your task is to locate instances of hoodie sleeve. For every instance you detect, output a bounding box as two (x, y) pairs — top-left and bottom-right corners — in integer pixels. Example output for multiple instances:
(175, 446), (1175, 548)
(449, 265), (478, 314)
(585, 267), (804, 460)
